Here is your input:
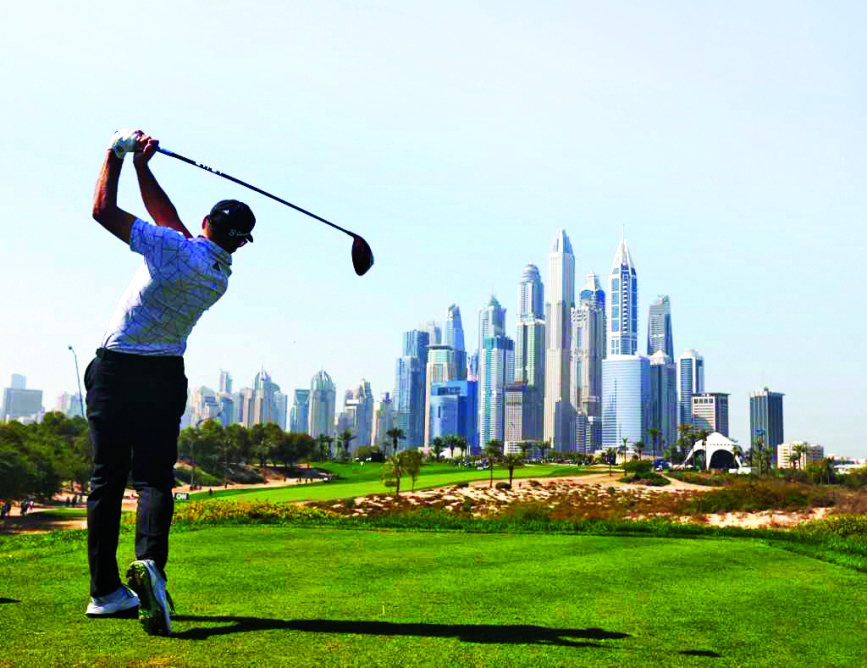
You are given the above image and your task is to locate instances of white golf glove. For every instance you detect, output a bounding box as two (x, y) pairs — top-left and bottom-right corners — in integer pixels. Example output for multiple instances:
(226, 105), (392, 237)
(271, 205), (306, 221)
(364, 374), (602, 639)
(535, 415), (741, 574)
(108, 128), (140, 159)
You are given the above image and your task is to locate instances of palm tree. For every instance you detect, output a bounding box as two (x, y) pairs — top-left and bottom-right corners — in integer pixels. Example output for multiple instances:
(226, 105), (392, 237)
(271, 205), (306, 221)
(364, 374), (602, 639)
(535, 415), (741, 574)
(453, 435), (468, 460)
(501, 453), (523, 487)
(338, 429), (355, 461)
(676, 424), (694, 463)
(485, 439), (503, 488)
(793, 443), (810, 470)
(432, 437), (445, 462)
(605, 447), (617, 476)
(634, 441), (646, 461)
(788, 452), (800, 470)
(517, 441), (532, 461)
(385, 427), (405, 458)
(403, 450), (423, 491)
(538, 440), (551, 462)
(618, 437), (629, 464)
(647, 428), (661, 459)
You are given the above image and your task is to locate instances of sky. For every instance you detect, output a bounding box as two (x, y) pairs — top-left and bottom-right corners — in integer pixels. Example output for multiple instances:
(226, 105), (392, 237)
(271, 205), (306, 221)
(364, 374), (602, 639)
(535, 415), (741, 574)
(1, 1), (864, 455)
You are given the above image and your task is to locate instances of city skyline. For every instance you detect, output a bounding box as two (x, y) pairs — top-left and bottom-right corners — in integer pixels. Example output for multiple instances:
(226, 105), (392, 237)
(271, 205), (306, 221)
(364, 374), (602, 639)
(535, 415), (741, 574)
(2, 3), (864, 456)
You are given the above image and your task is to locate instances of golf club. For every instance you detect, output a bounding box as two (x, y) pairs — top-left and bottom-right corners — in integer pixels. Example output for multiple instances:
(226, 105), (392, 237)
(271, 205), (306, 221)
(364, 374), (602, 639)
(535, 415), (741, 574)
(155, 147), (374, 276)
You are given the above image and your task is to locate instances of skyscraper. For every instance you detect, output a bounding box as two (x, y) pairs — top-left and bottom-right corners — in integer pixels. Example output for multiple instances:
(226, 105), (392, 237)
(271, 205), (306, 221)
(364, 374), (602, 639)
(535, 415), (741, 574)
(649, 351), (678, 456)
(691, 392), (730, 437)
(515, 264), (545, 442)
(424, 344), (460, 449)
(444, 305), (467, 381)
(394, 329), (430, 448)
(428, 380), (478, 452)
(289, 389), (310, 433)
(422, 320), (442, 345)
(678, 349), (705, 427)
(518, 263), (544, 320)
(219, 370), (233, 395)
(478, 295), (512, 447)
(608, 235), (638, 356)
(544, 230), (575, 450)
(750, 387), (784, 466)
(308, 370), (336, 439)
(647, 295), (674, 359)
(252, 369), (281, 427)
(2, 375), (42, 423)
(371, 392), (395, 449)
(571, 273), (606, 452)
(601, 354), (651, 452)
(343, 379), (374, 447)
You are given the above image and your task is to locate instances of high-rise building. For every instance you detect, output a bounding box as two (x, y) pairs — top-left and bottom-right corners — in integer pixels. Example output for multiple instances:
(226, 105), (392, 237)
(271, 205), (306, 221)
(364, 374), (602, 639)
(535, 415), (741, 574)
(424, 345), (460, 449)
(422, 320), (442, 345)
(608, 236), (638, 356)
(647, 295), (674, 359)
(55, 392), (84, 419)
(648, 351), (678, 457)
(515, 264), (546, 443)
(346, 379), (374, 447)
(678, 349), (705, 427)
(308, 370), (336, 439)
(544, 230), (575, 450)
(2, 375), (42, 423)
(691, 392), (729, 437)
(394, 329), (430, 449)
(504, 382), (533, 453)
(601, 354), (651, 452)
(444, 305), (467, 381)
(428, 380), (478, 452)
(371, 392), (395, 449)
(571, 274), (606, 452)
(478, 318), (515, 449)
(289, 389), (311, 433)
(518, 263), (544, 320)
(777, 442), (823, 469)
(750, 387), (784, 466)
(251, 369), (282, 427)
(190, 386), (219, 426)
(219, 370), (232, 395)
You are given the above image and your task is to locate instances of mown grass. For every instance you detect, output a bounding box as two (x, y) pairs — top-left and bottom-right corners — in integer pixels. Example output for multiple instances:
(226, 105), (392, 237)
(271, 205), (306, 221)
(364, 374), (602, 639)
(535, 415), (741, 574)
(190, 463), (599, 504)
(1, 522), (866, 667)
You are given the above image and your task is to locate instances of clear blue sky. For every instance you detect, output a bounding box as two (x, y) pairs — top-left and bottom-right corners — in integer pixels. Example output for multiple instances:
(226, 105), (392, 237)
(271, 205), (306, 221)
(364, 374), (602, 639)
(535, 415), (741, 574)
(1, 1), (864, 455)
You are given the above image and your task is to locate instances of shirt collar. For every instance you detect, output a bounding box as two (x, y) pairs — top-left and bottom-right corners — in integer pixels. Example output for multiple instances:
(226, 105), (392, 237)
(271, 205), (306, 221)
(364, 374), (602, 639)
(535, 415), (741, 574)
(196, 236), (233, 268)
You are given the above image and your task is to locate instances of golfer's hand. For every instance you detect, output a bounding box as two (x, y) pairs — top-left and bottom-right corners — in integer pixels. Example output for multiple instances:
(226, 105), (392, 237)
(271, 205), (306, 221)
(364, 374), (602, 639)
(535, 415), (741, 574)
(107, 128), (144, 159)
(133, 135), (160, 168)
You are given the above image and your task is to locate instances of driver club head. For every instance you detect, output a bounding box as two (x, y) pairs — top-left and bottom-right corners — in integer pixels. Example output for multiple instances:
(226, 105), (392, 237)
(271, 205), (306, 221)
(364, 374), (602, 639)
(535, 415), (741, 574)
(351, 235), (374, 276)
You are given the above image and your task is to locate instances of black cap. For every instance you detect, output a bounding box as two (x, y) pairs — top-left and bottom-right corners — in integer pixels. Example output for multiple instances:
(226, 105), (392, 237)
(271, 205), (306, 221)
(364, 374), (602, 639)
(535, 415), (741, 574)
(208, 200), (255, 243)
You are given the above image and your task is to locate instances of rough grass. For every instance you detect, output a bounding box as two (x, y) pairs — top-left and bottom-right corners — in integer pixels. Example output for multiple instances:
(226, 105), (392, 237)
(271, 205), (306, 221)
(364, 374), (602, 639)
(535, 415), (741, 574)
(2, 524), (867, 666)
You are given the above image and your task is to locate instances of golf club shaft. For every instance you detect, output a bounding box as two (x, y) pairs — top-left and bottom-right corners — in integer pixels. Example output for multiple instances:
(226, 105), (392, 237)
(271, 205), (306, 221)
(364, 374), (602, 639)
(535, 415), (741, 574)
(156, 147), (354, 238)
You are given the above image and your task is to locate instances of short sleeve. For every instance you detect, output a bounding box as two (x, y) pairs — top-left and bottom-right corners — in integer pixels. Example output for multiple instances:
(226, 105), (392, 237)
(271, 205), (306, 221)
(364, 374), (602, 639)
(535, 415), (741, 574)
(130, 218), (192, 273)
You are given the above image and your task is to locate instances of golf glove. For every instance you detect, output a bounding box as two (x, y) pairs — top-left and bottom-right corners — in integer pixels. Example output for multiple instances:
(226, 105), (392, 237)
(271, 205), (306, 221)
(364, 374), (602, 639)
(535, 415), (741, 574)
(108, 129), (140, 159)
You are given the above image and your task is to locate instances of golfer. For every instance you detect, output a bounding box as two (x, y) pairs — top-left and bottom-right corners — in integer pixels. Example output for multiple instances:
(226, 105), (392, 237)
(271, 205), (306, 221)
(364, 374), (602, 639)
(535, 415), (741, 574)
(84, 129), (255, 636)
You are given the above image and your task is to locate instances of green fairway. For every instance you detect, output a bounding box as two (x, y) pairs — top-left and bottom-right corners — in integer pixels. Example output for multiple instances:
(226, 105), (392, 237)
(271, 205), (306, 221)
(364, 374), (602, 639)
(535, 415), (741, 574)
(191, 463), (597, 504)
(1, 526), (865, 666)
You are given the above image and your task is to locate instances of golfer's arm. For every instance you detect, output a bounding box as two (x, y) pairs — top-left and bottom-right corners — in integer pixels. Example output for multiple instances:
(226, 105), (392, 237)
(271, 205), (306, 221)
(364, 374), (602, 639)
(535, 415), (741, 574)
(92, 151), (136, 244)
(135, 163), (193, 239)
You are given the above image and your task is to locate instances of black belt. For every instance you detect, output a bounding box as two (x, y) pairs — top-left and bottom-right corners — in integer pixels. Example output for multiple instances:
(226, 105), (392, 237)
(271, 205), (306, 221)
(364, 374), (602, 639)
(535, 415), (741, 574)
(95, 348), (183, 366)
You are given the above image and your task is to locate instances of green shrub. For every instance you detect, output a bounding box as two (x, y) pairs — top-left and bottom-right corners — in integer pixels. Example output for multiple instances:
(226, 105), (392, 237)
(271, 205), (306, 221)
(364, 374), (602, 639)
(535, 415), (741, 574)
(173, 468), (222, 487)
(501, 501), (552, 523)
(342, 497), (356, 508)
(461, 498), (474, 513)
(167, 500), (339, 525)
(796, 514), (867, 539)
(528, 480), (541, 488)
(456, 482), (469, 488)
(495, 482), (512, 491)
(622, 460), (653, 476)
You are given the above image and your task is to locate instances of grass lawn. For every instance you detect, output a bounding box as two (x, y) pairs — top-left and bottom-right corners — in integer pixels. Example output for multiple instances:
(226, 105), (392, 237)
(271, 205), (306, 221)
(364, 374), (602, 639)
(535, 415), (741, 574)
(1, 525), (865, 666)
(191, 463), (601, 504)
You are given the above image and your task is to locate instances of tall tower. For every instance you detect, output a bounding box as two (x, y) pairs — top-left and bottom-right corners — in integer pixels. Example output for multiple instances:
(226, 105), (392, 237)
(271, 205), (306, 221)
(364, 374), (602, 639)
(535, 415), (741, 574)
(478, 296), (513, 447)
(571, 275), (606, 452)
(677, 349), (705, 427)
(544, 230), (575, 450)
(308, 370), (336, 439)
(394, 329), (430, 448)
(444, 305), (467, 381)
(423, 344), (460, 449)
(289, 389), (311, 433)
(608, 235), (638, 356)
(515, 264), (545, 442)
(750, 387), (784, 466)
(649, 351), (677, 456)
(647, 295), (674, 359)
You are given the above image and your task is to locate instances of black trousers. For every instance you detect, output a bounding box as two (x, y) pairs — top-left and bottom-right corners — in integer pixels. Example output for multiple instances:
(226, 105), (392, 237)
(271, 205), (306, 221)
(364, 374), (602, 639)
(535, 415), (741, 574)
(85, 348), (187, 597)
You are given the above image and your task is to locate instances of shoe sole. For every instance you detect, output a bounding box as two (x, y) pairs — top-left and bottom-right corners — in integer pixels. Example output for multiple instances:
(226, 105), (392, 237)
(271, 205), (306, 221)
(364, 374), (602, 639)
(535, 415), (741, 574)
(126, 562), (171, 636)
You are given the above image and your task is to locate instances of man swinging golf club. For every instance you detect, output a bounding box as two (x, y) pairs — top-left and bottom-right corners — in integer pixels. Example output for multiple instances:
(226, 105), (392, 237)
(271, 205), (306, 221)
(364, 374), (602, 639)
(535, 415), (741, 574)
(84, 129), (255, 636)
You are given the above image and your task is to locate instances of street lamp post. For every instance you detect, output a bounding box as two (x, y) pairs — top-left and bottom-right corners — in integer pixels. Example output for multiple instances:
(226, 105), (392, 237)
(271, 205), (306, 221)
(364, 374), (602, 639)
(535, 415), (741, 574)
(68, 346), (85, 419)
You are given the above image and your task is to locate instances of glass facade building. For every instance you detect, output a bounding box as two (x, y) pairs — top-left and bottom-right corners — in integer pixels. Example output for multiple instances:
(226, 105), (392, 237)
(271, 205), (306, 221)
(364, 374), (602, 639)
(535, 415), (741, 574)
(647, 295), (674, 359)
(428, 380), (478, 452)
(649, 351), (677, 456)
(691, 392), (730, 437)
(394, 329), (430, 449)
(601, 354), (650, 451)
(750, 387), (784, 466)
(479, 334), (515, 447)
(608, 237), (638, 357)
(289, 389), (310, 433)
(677, 349), (704, 427)
(308, 370), (336, 439)
(544, 230), (575, 450)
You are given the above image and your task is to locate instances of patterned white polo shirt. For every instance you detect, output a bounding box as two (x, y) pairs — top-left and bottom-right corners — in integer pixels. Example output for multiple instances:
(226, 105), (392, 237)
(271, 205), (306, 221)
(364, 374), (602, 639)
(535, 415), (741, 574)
(100, 218), (232, 356)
